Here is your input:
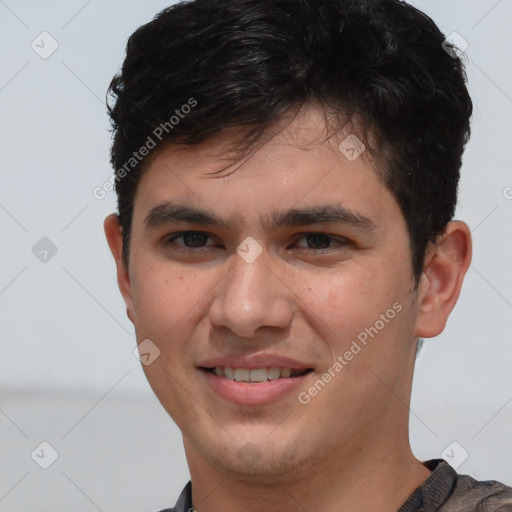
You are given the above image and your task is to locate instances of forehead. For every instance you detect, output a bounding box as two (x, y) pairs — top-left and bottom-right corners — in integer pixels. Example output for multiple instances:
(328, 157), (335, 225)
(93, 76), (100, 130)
(132, 107), (399, 231)
(166, 107), (374, 174)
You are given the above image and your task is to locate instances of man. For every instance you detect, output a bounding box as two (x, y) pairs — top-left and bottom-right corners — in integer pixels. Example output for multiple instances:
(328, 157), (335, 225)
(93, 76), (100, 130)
(103, 0), (512, 510)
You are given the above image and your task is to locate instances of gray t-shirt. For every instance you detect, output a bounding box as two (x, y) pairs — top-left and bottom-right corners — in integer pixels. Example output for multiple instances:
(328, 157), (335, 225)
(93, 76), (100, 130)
(158, 459), (512, 511)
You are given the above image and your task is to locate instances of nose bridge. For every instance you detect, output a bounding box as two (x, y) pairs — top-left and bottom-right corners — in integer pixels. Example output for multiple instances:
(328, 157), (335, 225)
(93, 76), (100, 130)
(209, 246), (292, 337)
(230, 253), (265, 308)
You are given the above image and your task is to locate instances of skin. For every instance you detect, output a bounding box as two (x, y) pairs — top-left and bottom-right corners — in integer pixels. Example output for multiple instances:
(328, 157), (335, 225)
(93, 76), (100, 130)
(105, 106), (472, 512)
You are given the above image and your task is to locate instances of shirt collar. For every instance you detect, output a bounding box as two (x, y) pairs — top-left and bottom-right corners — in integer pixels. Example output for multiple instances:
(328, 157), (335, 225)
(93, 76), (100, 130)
(398, 459), (458, 511)
(170, 459), (457, 512)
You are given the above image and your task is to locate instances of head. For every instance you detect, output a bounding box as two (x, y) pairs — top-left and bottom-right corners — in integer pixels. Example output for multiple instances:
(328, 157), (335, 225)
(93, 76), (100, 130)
(104, 0), (472, 482)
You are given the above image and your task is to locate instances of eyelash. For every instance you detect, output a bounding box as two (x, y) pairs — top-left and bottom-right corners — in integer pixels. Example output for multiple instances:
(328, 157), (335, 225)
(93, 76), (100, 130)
(164, 231), (349, 253)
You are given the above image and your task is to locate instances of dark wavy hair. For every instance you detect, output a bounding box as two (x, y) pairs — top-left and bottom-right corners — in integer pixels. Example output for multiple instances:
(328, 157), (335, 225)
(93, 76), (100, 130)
(107, 0), (473, 286)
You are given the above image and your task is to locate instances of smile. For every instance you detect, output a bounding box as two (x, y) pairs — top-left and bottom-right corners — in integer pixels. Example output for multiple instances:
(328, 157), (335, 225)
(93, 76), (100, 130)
(200, 366), (314, 406)
(202, 366), (312, 382)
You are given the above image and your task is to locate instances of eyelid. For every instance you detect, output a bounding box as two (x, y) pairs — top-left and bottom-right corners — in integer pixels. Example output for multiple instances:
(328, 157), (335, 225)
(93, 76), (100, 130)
(292, 232), (348, 241)
(164, 230), (350, 251)
(291, 232), (351, 249)
(166, 231), (218, 246)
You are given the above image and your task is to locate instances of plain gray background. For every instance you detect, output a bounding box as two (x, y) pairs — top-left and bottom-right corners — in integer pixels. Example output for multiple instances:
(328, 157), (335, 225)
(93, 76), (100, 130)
(1, 0), (511, 510)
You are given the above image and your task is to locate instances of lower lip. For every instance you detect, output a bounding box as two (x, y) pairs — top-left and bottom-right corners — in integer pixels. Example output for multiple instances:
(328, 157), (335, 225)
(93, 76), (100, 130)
(201, 370), (311, 406)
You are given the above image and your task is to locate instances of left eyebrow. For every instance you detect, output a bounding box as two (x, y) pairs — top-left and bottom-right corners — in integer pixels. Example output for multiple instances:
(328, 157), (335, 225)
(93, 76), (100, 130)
(143, 201), (376, 233)
(267, 204), (376, 231)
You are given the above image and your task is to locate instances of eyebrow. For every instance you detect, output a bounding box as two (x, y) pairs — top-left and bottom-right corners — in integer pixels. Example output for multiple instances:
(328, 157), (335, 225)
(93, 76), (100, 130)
(143, 201), (376, 233)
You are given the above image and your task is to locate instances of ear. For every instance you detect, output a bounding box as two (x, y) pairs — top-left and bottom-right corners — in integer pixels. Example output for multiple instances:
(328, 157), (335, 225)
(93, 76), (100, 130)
(104, 213), (135, 324)
(414, 221), (472, 338)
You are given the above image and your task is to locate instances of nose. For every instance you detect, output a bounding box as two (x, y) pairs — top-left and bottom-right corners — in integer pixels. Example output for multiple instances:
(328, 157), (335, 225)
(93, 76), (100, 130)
(208, 247), (294, 339)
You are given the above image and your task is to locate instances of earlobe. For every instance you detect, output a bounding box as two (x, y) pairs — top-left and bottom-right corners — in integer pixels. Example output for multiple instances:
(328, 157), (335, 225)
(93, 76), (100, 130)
(414, 221), (472, 338)
(103, 214), (135, 324)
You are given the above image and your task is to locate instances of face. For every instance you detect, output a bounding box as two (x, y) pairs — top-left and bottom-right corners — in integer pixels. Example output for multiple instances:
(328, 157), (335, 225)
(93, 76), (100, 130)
(110, 107), (427, 480)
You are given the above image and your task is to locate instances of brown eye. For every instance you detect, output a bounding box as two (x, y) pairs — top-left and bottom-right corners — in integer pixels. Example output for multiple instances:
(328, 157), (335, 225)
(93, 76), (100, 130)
(305, 234), (332, 250)
(293, 233), (349, 252)
(180, 232), (209, 248)
(166, 231), (213, 249)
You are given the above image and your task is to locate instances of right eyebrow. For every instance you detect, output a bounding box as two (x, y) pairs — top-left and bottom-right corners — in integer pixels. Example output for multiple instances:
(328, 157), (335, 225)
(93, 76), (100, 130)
(144, 202), (235, 231)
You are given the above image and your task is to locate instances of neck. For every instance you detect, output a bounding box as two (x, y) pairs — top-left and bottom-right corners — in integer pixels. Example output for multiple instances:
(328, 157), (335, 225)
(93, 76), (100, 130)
(184, 436), (431, 512)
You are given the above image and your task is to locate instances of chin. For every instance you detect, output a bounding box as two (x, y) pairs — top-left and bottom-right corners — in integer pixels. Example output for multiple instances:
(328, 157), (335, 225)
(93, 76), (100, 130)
(192, 430), (318, 482)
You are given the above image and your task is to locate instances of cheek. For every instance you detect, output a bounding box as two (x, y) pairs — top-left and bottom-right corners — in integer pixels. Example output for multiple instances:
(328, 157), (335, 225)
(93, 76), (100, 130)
(309, 268), (389, 322)
(130, 264), (204, 339)
(308, 266), (408, 352)
(131, 267), (208, 391)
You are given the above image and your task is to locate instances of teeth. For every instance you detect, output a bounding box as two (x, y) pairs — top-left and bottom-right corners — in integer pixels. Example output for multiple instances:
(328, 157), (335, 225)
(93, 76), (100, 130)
(280, 367), (291, 378)
(234, 368), (250, 382)
(212, 366), (306, 382)
(249, 368), (267, 382)
(267, 367), (281, 380)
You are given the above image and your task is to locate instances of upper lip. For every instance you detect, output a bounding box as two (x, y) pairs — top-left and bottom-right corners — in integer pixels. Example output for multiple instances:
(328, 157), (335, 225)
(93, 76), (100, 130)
(198, 354), (313, 370)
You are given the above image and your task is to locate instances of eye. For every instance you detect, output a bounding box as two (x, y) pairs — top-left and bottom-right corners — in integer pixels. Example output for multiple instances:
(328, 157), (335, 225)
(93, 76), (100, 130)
(162, 231), (350, 254)
(293, 233), (349, 252)
(165, 231), (216, 250)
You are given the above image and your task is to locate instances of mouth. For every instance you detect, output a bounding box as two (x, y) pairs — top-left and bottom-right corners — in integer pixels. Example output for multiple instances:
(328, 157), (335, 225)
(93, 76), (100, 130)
(200, 366), (313, 383)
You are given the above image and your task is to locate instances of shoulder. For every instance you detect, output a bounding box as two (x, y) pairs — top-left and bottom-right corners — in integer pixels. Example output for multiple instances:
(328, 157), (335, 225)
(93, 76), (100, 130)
(401, 460), (512, 511)
(154, 481), (193, 512)
(442, 472), (512, 511)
